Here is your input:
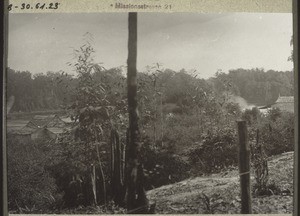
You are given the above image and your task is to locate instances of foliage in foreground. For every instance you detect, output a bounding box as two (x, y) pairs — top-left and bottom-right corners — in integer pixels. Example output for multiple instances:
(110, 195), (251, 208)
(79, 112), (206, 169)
(7, 136), (59, 212)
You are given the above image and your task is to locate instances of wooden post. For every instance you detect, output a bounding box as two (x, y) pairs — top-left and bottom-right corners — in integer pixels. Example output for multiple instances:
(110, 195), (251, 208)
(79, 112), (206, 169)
(237, 121), (252, 214)
(126, 12), (148, 213)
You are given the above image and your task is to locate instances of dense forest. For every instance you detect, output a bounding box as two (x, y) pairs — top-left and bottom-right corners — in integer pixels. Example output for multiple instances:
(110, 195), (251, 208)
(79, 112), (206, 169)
(6, 67), (293, 112)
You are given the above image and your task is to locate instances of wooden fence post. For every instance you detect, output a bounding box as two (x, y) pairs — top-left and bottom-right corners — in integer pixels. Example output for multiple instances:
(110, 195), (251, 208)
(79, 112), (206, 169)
(237, 121), (252, 214)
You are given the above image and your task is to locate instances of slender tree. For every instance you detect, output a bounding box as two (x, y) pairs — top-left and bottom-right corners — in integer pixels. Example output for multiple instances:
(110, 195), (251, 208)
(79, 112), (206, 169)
(125, 12), (149, 213)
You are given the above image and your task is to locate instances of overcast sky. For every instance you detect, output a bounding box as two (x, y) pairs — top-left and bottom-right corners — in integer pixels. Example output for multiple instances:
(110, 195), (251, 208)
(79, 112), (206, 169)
(8, 12), (293, 79)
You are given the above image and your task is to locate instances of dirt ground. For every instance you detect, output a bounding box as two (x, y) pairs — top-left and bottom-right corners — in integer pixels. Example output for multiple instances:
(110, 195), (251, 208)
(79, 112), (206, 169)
(147, 151), (294, 214)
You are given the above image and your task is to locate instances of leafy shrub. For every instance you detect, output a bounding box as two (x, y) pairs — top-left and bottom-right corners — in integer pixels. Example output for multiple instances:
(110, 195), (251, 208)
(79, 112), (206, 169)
(198, 193), (231, 214)
(152, 112), (213, 153)
(7, 135), (59, 212)
(249, 129), (270, 196)
(46, 131), (112, 208)
(188, 127), (237, 174)
(140, 135), (190, 190)
(252, 180), (282, 197)
(255, 109), (294, 156)
(243, 107), (294, 157)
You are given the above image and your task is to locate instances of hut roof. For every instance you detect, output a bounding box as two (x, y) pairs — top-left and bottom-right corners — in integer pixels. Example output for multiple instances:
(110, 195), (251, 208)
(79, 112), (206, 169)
(275, 96), (294, 103)
(15, 126), (39, 135)
(29, 115), (57, 127)
(14, 126), (57, 137)
(25, 114), (66, 128)
(61, 117), (74, 123)
(47, 127), (65, 134)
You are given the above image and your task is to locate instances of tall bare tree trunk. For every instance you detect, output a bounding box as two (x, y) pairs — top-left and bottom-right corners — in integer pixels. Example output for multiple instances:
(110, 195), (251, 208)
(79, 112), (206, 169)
(126, 12), (148, 213)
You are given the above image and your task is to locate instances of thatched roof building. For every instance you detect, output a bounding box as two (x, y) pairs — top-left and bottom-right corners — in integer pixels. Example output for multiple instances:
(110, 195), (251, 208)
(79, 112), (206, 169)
(25, 114), (67, 128)
(9, 115), (68, 141)
(272, 95), (294, 113)
(12, 126), (57, 141)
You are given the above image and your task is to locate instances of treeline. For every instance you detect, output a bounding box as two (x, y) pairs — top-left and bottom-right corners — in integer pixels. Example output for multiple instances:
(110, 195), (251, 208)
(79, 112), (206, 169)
(210, 69), (294, 106)
(6, 67), (125, 112)
(6, 67), (293, 112)
(6, 68), (76, 112)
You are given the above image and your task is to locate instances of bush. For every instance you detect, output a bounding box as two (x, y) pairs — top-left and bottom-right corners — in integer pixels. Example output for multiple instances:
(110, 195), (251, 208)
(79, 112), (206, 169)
(45, 131), (112, 208)
(242, 107), (294, 157)
(252, 180), (282, 197)
(7, 136), (59, 213)
(140, 135), (191, 190)
(252, 109), (295, 156)
(251, 136), (270, 196)
(188, 127), (237, 174)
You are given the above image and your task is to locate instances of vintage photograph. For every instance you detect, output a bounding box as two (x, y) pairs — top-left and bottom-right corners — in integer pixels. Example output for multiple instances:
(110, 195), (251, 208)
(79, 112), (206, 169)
(6, 12), (294, 214)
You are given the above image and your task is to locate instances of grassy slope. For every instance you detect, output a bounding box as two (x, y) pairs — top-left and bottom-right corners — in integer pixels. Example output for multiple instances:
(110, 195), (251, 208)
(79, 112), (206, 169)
(147, 151), (294, 214)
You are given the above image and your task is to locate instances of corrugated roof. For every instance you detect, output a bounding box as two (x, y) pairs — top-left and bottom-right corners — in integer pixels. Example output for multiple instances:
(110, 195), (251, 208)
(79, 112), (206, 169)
(275, 96), (294, 103)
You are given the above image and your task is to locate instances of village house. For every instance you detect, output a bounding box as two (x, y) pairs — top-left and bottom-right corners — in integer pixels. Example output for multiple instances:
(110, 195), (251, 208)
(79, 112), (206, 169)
(25, 114), (67, 128)
(9, 114), (69, 141)
(258, 95), (294, 114)
(12, 126), (57, 142)
(272, 95), (294, 113)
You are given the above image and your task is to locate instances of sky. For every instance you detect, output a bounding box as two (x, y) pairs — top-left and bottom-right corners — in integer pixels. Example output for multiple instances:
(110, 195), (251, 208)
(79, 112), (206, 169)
(8, 12), (293, 79)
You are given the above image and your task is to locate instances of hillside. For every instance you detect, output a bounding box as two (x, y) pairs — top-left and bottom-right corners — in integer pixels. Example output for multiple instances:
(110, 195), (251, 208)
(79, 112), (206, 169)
(147, 151), (294, 214)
